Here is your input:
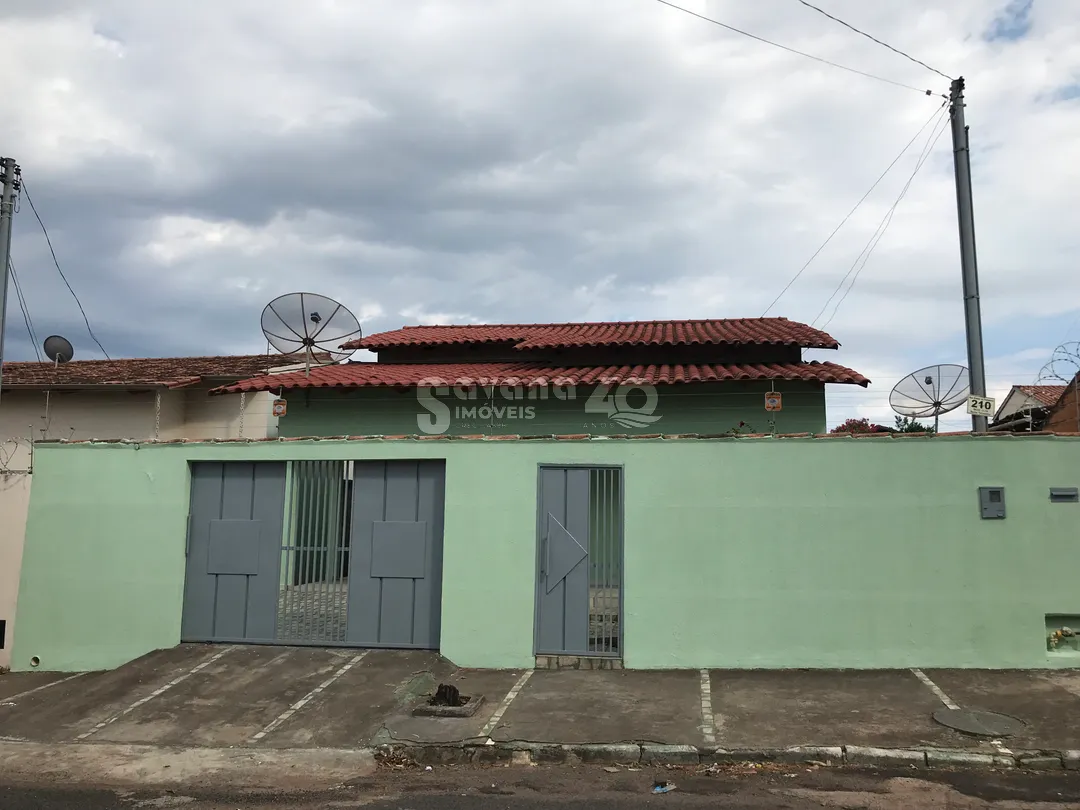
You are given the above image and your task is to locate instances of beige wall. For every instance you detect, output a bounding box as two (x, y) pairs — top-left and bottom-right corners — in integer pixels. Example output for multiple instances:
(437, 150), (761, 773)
(0, 390), (160, 471)
(0, 387), (278, 464)
(179, 387), (279, 440)
(0, 472), (31, 669)
(0, 384), (277, 669)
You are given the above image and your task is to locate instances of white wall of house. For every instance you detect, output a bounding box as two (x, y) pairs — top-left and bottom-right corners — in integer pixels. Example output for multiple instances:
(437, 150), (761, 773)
(0, 472), (30, 669)
(0, 389), (159, 470)
(179, 387), (279, 440)
(0, 384), (278, 668)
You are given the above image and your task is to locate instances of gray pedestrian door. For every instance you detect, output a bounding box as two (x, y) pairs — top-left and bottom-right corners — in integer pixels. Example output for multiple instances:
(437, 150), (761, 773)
(536, 467), (623, 657)
(182, 462), (287, 643)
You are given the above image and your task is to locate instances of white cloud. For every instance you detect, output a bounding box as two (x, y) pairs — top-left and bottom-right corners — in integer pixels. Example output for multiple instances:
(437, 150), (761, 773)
(1, 0), (1078, 426)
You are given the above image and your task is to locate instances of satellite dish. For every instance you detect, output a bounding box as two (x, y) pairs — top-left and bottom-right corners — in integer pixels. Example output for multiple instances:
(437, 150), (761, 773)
(43, 335), (74, 365)
(890, 364), (970, 432)
(260, 292), (361, 376)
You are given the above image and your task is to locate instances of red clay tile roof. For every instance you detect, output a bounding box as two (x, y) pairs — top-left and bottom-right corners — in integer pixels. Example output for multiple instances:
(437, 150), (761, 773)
(345, 318), (840, 351)
(1015, 385), (1067, 408)
(213, 360), (869, 394)
(1, 353), (330, 389)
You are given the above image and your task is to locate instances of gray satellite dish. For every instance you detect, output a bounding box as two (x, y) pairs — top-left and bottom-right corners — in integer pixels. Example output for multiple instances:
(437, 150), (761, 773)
(43, 335), (74, 365)
(889, 364), (970, 432)
(260, 292), (361, 376)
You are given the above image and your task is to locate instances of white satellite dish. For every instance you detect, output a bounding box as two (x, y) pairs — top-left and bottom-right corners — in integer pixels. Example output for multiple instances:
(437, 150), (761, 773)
(889, 364), (970, 432)
(260, 292), (362, 376)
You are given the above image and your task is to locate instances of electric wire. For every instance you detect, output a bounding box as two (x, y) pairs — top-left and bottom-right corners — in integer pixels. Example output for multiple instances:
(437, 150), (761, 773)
(19, 180), (111, 359)
(8, 258), (42, 361)
(792, 0), (952, 80)
(653, 0), (938, 96)
(816, 112), (950, 328)
(761, 100), (947, 317)
(813, 108), (950, 328)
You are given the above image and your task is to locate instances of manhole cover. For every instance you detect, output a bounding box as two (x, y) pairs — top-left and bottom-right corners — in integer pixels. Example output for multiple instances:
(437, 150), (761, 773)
(932, 708), (1027, 737)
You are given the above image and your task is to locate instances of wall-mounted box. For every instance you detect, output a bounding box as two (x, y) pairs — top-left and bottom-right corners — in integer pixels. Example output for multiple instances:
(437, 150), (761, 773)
(978, 486), (1006, 519)
(1050, 487), (1079, 504)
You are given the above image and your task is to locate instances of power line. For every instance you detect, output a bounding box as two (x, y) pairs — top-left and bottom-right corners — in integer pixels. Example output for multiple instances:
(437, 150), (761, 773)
(814, 109), (950, 328)
(19, 180), (111, 360)
(792, 0), (952, 80)
(761, 100), (947, 317)
(653, 0), (939, 96)
(8, 258), (42, 361)
(817, 112), (949, 328)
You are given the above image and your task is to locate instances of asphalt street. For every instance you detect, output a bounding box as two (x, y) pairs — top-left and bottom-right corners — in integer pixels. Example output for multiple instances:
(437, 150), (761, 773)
(5, 765), (1080, 809)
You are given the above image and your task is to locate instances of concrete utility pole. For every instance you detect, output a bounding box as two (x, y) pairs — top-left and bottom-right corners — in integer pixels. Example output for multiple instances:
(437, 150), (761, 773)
(0, 157), (21, 402)
(948, 78), (988, 433)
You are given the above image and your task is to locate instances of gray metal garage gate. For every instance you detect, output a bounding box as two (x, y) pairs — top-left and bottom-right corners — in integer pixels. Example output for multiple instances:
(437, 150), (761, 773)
(181, 459), (445, 649)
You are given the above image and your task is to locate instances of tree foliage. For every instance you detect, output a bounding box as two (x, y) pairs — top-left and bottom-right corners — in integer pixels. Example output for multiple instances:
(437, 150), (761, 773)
(893, 415), (935, 434)
(829, 416), (936, 435)
(829, 417), (880, 434)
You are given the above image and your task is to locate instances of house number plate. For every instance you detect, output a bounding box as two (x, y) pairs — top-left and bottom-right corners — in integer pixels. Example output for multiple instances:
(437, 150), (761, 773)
(966, 395), (996, 417)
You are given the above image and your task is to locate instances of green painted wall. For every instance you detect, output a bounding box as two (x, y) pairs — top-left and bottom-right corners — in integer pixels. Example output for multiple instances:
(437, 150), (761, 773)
(12, 435), (1080, 673)
(278, 381), (826, 437)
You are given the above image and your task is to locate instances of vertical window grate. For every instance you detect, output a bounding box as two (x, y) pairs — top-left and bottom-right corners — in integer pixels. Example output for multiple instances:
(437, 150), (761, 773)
(587, 468), (622, 656)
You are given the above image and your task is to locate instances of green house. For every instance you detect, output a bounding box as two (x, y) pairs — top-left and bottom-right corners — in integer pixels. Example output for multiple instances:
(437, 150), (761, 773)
(217, 318), (869, 437)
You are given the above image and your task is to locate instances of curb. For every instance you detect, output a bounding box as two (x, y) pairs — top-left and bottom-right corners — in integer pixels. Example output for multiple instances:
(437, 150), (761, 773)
(378, 742), (1073, 771)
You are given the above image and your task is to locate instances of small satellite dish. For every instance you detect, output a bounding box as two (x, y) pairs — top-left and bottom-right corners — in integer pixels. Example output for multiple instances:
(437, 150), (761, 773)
(43, 335), (74, 365)
(260, 292), (362, 376)
(890, 364), (970, 432)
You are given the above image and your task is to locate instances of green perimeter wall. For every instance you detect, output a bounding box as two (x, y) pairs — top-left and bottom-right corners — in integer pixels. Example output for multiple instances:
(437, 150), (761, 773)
(11, 434), (1080, 673)
(278, 381), (826, 437)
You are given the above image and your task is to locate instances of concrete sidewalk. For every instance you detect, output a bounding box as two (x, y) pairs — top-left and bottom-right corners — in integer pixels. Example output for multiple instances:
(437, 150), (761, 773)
(3, 644), (1080, 784)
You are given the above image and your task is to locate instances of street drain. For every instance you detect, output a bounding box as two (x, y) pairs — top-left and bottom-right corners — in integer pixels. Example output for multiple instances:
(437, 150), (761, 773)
(932, 708), (1027, 737)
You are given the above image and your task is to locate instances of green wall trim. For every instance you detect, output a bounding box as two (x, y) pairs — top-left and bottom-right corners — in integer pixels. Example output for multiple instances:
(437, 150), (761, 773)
(277, 381), (827, 438)
(12, 434), (1080, 673)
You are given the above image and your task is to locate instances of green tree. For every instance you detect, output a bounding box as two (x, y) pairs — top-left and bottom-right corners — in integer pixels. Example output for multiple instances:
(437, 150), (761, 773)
(893, 415), (935, 435)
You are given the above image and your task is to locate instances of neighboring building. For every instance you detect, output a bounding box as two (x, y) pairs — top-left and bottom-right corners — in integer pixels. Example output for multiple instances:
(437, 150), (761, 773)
(989, 384), (1067, 433)
(1044, 375), (1080, 434)
(0, 352), (318, 669)
(216, 318), (869, 436)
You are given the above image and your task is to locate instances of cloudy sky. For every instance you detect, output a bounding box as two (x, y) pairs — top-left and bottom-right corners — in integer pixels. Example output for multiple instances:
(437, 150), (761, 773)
(2, 0), (1078, 429)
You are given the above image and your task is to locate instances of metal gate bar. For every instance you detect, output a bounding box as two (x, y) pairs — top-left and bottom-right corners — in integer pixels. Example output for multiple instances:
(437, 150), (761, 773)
(588, 467), (622, 655)
(277, 460), (351, 643)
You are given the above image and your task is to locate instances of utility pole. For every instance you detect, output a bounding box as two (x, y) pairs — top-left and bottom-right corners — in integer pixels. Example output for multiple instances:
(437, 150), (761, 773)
(0, 157), (20, 403)
(948, 78), (988, 433)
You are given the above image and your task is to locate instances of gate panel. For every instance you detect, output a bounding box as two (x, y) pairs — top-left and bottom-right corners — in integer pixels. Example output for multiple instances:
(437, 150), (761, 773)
(347, 460), (445, 648)
(536, 467), (590, 655)
(277, 460), (351, 644)
(536, 467), (623, 657)
(182, 462), (286, 642)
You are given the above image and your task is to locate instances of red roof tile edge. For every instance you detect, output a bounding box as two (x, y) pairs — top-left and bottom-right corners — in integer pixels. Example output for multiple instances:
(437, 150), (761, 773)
(35, 431), (1080, 446)
(211, 360), (871, 394)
